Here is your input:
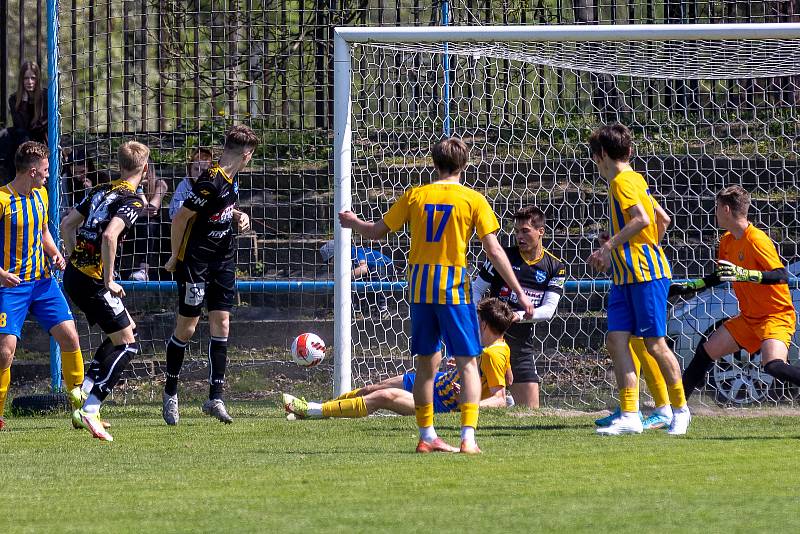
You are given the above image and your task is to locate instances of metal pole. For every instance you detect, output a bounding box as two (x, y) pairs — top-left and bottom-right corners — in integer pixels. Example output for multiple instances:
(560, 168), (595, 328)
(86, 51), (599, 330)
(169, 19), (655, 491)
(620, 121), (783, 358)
(332, 30), (352, 397)
(441, 0), (451, 136)
(46, 0), (62, 392)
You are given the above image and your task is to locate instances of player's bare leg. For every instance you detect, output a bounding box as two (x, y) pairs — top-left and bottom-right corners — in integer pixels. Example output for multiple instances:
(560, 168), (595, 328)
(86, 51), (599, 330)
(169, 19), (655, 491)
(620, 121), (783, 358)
(509, 383), (540, 409)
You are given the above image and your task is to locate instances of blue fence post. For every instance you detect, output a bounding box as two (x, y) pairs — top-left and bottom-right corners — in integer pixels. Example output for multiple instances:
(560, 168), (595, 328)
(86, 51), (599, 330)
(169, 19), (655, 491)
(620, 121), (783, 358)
(47, 0), (62, 392)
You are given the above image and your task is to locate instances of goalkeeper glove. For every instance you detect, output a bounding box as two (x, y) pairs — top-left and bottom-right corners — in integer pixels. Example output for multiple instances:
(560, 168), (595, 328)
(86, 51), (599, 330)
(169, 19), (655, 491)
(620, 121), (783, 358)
(669, 278), (707, 297)
(715, 260), (762, 283)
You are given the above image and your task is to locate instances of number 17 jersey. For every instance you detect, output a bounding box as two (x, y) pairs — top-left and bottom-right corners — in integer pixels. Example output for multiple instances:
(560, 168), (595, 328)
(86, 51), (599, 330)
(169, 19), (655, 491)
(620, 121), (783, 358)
(382, 182), (499, 305)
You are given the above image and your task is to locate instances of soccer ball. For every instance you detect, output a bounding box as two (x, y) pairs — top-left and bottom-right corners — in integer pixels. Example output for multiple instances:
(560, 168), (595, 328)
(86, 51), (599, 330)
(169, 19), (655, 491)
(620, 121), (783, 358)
(291, 333), (326, 368)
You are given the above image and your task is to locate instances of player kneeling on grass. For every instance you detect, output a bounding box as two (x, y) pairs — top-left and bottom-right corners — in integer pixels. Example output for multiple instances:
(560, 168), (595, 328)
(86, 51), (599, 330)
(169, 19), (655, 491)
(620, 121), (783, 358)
(283, 298), (516, 436)
(681, 185), (800, 399)
(60, 141), (149, 442)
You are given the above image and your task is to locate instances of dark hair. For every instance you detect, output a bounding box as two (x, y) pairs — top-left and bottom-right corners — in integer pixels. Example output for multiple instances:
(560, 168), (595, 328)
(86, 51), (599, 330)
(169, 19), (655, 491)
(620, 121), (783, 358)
(588, 123), (633, 161)
(15, 61), (44, 127)
(514, 205), (546, 229)
(716, 185), (750, 217)
(477, 298), (517, 335)
(224, 125), (259, 153)
(431, 137), (469, 175)
(14, 141), (49, 172)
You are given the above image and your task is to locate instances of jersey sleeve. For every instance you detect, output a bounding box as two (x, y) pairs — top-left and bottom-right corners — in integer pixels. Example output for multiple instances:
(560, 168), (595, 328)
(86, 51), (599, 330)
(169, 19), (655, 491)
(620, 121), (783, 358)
(75, 189), (93, 218)
(610, 175), (640, 211)
(717, 235), (729, 262)
(113, 197), (145, 229)
(382, 190), (410, 232)
(548, 259), (567, 295)
(480, 344), (510, 390)
(473, 194), (500, 239)
(477, 259), (497, 283)
(750, 232), (785, 271)
(182, 179), (218, 215)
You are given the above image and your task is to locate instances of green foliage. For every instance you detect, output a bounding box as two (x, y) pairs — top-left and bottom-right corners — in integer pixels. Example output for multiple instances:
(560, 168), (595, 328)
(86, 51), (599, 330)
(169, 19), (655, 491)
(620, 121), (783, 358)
(4, 407), (800, 532)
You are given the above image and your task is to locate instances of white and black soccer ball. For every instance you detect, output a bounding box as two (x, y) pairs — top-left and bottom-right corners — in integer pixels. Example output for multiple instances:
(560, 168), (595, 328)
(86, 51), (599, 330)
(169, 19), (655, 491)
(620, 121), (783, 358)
(291, 333), (326, 368)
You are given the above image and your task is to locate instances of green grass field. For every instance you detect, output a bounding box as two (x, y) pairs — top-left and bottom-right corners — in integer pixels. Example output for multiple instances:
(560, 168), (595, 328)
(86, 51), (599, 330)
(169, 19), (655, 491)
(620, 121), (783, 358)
(2, 404), (800, 533)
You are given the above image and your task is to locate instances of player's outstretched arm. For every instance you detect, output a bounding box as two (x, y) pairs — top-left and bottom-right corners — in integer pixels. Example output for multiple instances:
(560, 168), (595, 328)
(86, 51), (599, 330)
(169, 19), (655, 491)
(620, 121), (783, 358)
(338, 211), (390, 240)
(102, 217), (127, 298)
(480, 232), (534, 317)
(59, 208), (85, 259)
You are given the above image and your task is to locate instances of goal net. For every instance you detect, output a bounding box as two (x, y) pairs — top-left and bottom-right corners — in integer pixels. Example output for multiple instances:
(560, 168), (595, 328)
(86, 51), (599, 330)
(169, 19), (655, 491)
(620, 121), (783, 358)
(336, 25), (800, 408)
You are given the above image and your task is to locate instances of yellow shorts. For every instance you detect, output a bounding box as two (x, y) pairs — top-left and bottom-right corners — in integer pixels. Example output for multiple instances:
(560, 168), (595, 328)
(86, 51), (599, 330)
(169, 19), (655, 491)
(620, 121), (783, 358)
(723, 312), (796, 354)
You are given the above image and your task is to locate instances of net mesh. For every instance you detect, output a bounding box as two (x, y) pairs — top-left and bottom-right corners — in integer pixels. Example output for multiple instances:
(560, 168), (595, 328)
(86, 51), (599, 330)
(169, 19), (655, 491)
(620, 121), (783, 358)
(42, 0), (800, 408)
(348, 39), (800, 408)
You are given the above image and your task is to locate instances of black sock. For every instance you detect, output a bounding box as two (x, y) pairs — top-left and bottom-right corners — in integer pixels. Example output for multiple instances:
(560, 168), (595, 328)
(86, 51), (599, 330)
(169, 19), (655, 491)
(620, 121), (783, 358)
(86, 338), (114, 383)
(764, 360), (800, 387)
(682, 342), (714, 400)
(165, 335), (188, 396)
(91, 341), (139, 401)
(208, 336), (228, 400)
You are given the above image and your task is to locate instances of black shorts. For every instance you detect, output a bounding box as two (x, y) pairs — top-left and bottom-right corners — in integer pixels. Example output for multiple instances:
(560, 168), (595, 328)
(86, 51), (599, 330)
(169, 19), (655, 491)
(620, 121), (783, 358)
(504, 322), (541, 384)
(175, 256), (236, 317)
(63, 264), (131, 335)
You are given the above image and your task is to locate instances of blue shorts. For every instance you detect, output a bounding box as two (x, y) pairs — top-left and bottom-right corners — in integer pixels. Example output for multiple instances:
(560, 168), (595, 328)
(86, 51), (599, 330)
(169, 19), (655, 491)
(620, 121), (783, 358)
(607, 278), (670, 338)
(402, 372), (457, 413)
(0, 277), (74, 339)
(410, 303), (481, 357)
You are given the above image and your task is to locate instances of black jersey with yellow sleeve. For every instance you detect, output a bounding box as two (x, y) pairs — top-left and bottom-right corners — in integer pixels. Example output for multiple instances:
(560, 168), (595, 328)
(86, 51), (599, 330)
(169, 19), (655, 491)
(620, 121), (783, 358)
(70, 180), (144, 280)
(178, 164), (238, 262)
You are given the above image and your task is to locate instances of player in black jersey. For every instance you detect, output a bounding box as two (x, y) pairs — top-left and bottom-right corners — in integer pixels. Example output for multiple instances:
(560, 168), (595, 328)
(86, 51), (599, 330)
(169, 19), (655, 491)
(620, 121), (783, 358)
(60, 141), (149, 441)
(473, 206), (566, 408)
(162, 125), (259, 425)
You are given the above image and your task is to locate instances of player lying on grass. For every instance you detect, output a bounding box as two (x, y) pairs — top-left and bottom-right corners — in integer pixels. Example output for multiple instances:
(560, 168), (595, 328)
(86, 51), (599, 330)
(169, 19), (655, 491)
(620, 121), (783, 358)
(338, 137), (533, 454)
(681, 185), (800, 398)
(593, 230), (721, 430)
(0, 142), (85, 432)
(283, 298), (516, 429)
(60, 141), (149, 441)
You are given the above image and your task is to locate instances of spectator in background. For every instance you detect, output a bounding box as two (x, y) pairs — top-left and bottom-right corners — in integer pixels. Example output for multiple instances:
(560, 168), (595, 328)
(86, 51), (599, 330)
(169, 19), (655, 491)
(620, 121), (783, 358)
(60, 149), (111, 213)
(320, 239), (394, 319)
(128, 163), (169, 281)
(169, 148), (213, 220)
(0, 61), (47, 180)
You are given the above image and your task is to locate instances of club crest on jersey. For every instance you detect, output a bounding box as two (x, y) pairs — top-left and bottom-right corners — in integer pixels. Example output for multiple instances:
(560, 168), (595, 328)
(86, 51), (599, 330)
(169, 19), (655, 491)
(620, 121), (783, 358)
(738, 251), (745, 261)
(535, 269), (547, 283)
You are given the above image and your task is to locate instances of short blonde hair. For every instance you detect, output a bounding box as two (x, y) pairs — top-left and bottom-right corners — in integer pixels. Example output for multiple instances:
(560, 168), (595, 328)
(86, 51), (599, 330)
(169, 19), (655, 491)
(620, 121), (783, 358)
(118, 141), (150, 172)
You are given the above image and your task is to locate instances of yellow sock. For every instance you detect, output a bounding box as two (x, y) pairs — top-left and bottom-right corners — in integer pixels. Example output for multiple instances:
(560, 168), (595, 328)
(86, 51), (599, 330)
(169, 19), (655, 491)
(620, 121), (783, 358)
(321, 397), (368, 418)
(619, 387), (639, 413)
(60, 349), (84, 390)
(415, 403), (434, 428)
(667, 382), (687, 409)
(460, 402), (479, 429)
(0, 366), (10, 417)
(333, 388), (363, 401)
(638, 348), (670, 408)
(629, 338), (642, 380)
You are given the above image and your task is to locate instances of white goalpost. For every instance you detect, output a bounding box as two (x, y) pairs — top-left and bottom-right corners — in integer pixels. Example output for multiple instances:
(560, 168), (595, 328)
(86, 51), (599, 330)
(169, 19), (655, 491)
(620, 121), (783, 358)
(333, 24), (800, 404)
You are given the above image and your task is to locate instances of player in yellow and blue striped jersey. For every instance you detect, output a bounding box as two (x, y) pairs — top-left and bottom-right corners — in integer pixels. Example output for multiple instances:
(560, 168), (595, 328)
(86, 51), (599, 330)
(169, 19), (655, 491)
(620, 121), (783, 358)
(0, 142), (85, 430)
(587, 124), (690, 436)
(338, 138), (533, 454)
